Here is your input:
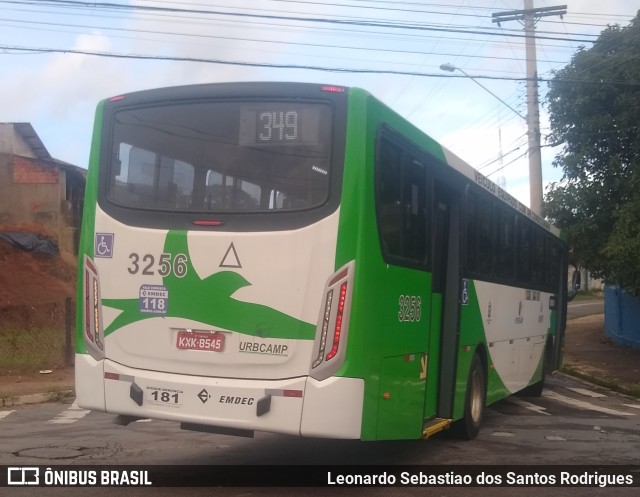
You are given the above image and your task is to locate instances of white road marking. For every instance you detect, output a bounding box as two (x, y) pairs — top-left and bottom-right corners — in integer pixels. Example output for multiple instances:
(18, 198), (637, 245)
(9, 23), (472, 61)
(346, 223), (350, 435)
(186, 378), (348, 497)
(623, 404), (640, 410)
(507, 397), (551, 415)
(567, 387), (606, 398)
(543, 391), (635, 416)
(135, 419), (152, 423)
(491, 431), (515, 437)
(0, 410), (15, 421)
(48, 400), (90, 424)
(545, 435), (566, 441)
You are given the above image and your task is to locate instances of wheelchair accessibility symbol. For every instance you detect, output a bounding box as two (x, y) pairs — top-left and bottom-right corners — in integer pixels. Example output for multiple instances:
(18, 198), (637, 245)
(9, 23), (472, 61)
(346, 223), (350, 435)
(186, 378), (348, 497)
(95, 233), (114, 258)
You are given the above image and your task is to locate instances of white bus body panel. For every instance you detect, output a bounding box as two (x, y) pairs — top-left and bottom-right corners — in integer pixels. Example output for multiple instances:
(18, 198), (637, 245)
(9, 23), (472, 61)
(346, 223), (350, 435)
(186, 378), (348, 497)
(300, 377), (364, 439)
(92, 206), (340, 379)
(75, 354), (105, 411)
(474, 280), (551, 393)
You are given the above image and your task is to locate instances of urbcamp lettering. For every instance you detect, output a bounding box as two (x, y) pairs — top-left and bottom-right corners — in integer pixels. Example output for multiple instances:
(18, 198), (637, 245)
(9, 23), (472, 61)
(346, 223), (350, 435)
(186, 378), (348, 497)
(239, 341), (289, 355)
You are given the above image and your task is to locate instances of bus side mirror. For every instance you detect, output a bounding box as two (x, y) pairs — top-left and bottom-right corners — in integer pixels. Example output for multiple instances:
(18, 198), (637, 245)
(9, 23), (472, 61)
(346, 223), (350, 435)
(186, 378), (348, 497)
(567, 266), (581, 302)
(573, 270), (581, 290)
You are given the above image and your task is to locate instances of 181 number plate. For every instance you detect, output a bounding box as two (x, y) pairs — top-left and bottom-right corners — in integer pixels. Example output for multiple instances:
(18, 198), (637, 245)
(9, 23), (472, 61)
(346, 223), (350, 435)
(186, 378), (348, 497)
(176, 331), (225, 352)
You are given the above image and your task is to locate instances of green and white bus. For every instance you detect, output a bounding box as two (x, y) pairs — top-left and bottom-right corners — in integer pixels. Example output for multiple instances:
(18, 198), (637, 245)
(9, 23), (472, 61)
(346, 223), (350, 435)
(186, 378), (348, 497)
(76, 82), (572, 441)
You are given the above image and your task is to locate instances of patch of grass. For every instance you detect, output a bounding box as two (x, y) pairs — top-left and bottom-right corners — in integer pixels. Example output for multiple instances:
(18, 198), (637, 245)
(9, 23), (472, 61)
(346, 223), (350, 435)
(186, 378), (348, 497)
(0, 327), (67, 371)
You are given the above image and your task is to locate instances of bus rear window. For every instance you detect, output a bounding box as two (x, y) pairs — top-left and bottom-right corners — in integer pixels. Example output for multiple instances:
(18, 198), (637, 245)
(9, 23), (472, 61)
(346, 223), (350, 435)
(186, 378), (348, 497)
(107, 101), (332, 212)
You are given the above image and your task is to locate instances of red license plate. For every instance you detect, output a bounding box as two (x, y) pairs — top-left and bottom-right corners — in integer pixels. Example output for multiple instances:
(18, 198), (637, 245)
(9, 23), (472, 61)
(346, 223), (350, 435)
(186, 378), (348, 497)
(176, 331), (225, 352)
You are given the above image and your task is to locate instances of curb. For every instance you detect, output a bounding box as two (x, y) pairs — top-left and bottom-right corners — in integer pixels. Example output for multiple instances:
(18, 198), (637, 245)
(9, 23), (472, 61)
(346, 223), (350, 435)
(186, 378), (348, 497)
(1, 389), (74, 408)
(560, 366), (640, 399)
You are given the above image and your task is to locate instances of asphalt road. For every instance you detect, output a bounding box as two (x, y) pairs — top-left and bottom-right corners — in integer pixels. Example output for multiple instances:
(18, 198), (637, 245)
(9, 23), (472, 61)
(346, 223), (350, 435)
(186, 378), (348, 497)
(567, 299), (604, 319)
(2, 372), (639, 496)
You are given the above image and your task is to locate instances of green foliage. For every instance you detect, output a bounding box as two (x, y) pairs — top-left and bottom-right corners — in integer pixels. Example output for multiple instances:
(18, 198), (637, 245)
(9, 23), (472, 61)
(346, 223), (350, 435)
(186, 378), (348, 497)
(544, 12), (640, 296)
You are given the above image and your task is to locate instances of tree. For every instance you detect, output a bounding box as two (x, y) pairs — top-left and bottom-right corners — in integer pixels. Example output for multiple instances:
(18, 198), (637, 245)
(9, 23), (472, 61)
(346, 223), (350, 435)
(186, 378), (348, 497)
(544, 12), (640, 295)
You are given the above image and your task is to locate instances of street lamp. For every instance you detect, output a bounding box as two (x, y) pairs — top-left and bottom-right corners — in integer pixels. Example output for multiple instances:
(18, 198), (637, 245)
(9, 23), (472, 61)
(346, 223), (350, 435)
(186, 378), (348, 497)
(439, 63), (525, 120)
(440, 62), (544, 215)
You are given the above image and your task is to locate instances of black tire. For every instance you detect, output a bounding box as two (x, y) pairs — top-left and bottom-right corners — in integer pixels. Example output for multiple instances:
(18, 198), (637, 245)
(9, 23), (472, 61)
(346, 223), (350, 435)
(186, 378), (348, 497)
(452, 353), (486, 440)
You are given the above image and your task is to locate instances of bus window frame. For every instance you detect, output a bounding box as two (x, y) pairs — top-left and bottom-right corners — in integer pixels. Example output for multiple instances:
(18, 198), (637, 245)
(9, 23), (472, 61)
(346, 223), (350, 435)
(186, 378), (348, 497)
(96, 83), (348, 232)
(463, 184), (568, 295)
(374, 125), (432, 272)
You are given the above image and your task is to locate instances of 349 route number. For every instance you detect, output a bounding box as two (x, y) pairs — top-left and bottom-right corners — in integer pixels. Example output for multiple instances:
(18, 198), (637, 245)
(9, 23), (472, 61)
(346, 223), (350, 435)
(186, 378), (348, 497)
(398, 295), (422, 322)
(128, 253), (188, 278)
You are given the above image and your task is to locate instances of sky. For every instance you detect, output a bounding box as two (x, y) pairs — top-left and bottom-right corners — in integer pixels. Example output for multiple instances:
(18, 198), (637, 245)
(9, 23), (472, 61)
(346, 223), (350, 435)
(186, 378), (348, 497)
(1, 0), (638, 209)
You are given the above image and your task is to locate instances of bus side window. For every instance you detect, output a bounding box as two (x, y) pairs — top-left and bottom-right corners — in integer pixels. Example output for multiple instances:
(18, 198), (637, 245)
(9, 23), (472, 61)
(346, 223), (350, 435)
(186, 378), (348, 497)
(517, 220), (532, 285)
(546, 238), (561, 291)
(402, 157), (427, 263)
(375, 133), (428, 267)
(496, 207), (515, 280)
(531, 230), (545, 287)
(466, 191), (479, 274)
(476, 196), (494, 277)
(376, 137), (403, 258)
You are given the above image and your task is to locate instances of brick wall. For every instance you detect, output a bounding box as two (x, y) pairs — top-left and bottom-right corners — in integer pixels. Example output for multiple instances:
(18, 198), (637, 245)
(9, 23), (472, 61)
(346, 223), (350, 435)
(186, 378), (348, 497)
(12, 156), (59, 184)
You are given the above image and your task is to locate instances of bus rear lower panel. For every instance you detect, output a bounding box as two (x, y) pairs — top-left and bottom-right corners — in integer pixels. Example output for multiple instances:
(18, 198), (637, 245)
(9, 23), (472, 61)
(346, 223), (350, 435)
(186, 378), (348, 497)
(75, 354), (365, 439)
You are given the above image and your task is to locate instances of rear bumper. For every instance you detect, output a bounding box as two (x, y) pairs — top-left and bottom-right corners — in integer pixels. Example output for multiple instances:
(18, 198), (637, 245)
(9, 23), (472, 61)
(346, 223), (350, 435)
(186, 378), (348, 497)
(75, 354), (364, 439)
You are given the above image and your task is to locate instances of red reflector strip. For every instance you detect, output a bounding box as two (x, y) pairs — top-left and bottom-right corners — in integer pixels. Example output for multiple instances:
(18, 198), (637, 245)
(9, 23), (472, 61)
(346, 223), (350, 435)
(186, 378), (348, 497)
(321, 85), (345, 93)
(104, 372), (120, 380)
(192, 220), (224, 226)
(265, 389), (304, 398)
(109, 95), (126, 101)
(84, 272), (93, 342)
(283, 389), (303, 398)
(86, 259), (97, 274)
(328, 267), (349, 286)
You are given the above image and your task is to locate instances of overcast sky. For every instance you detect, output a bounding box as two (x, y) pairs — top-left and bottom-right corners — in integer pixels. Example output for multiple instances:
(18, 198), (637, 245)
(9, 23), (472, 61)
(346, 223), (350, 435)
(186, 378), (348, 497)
(1, 0), (637, 208)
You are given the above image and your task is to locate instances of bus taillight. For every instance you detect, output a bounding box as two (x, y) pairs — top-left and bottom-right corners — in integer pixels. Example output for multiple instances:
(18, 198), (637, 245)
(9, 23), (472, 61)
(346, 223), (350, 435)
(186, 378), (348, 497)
(310, 261), (355, 380)
(84, 256), (104, 359)
(312, 290), (333, 368)
(326, 282), (347, 361)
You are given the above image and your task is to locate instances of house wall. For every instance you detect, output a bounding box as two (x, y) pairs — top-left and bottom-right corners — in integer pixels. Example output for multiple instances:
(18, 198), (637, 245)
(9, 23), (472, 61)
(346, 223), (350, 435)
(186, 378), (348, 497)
(0, 124), (36, 158)
(0, 124), (84, 259)
(0, 154), (61, 240)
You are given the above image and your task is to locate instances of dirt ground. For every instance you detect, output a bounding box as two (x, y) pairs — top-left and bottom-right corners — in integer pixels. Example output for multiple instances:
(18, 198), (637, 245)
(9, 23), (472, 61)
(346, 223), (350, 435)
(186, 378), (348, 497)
(563, 313), (640, 395)
(0, 238), (77, 394)
(0, 239), (76, 306)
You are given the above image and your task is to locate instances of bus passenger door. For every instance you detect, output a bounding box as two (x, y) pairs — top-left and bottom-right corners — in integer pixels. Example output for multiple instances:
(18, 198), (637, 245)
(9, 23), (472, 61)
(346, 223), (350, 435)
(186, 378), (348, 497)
(426, 181), (461, 421)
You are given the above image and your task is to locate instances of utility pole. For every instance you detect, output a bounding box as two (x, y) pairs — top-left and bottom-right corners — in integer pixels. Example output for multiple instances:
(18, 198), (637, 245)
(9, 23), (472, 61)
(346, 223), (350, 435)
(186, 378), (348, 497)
(492, 1), (566, 216)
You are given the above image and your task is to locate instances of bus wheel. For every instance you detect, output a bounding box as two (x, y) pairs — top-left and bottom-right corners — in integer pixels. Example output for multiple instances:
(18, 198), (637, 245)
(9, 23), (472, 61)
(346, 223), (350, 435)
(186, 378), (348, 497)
(452, 353), (486, 440)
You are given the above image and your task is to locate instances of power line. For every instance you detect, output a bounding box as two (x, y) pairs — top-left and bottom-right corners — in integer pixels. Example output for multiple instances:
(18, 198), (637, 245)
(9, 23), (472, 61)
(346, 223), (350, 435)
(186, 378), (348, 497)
(485, 150), (528, 178)
(0, 0), (602, 43)
(0, 15), (572, 66)
(2, 43), (638, 88)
